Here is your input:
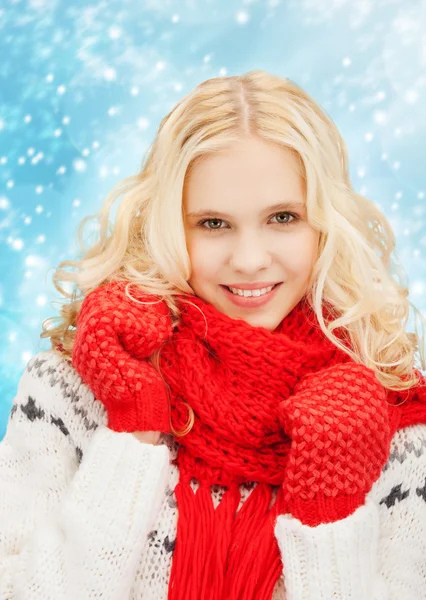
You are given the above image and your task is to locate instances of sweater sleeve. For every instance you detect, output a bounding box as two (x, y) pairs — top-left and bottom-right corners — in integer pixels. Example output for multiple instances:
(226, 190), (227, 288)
(274, 423), (426, 600)
(0, 351), (171, 600)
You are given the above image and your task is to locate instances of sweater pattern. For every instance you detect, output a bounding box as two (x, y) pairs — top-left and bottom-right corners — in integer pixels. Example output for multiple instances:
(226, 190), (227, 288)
(2, 351), (426, 600)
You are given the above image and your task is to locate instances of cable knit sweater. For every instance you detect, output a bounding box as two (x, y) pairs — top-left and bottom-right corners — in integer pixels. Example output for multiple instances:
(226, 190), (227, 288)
(0, 350), (425, 599)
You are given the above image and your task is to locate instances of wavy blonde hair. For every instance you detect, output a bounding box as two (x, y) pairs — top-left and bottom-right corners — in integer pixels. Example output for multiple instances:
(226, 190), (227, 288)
(41, 69), (426, 393)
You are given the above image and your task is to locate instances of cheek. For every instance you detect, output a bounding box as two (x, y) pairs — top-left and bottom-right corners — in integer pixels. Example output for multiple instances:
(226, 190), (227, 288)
(186, 236), (223, 281)
(277, 231), (319, 275)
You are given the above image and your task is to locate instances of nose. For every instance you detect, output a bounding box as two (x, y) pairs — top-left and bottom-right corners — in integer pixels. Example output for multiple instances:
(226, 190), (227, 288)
(229, 231), (272, 274)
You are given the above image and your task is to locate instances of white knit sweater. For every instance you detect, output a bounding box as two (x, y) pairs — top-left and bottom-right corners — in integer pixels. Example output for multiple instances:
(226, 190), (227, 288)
(0, 351), (425, 599)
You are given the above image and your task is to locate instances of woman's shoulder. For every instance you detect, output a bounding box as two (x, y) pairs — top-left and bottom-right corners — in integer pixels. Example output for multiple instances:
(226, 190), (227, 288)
(370, 421), (426, 512)
(387, 421), (426, 461)
(8, 349), (179, 458)
(383, 421), (426, 481)
(8, 350), (108, 453)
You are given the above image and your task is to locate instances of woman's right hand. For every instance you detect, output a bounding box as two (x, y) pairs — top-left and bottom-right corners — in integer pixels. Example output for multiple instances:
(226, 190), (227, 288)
(132, 430), (161, 445)
(71, 281), (174, 434)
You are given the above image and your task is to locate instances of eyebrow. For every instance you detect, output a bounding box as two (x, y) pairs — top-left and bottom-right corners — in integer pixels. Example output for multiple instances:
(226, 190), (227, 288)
(186, 202), (306, 219)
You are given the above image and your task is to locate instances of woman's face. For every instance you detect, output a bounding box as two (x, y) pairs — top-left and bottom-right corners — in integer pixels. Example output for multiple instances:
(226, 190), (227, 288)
(183, 136), (320, 331)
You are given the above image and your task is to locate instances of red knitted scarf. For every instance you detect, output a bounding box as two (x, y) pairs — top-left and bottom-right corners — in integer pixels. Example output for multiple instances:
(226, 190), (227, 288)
(152, 294), (426, 600)
(70, 283), (426, 599)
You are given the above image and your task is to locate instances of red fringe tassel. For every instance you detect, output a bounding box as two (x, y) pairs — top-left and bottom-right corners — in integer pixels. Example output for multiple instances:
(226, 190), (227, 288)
(168, 481), (288, 600)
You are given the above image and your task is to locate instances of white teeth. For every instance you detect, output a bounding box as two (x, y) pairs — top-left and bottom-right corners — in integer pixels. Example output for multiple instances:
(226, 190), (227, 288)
(228, 285), (275, 297)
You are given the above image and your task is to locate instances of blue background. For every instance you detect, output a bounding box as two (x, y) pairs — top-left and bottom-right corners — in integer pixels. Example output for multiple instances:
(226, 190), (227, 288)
(1, 0), (425, 441)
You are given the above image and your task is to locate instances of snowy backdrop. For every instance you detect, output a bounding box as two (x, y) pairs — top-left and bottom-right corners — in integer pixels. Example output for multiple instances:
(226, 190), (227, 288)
(1, 0), (425, 439)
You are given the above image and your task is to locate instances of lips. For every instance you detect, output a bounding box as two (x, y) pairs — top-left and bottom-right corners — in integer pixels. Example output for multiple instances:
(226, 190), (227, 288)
(224, 282), (281, 291)
(225, 283), (277, 295)
(220, 282), (282, 308)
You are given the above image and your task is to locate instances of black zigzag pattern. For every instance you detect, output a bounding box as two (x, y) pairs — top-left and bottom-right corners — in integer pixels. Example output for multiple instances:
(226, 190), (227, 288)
(21, 396), (45, 422)
(379, 484), (410, 508)
(12, 394), (84, 464)
(26, 355), (100, 434)
(416, 478), (426, 503)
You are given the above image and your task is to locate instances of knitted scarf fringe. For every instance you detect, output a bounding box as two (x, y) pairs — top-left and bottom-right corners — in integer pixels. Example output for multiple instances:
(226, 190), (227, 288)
(168, 480), (288, 600)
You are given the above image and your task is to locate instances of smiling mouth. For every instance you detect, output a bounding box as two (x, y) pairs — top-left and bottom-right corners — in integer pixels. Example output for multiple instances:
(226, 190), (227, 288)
(224, 283), (280, 297)
(219, 283), (283, 306)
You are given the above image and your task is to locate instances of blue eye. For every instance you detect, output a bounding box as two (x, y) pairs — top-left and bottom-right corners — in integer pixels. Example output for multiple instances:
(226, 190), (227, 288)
(197, 212), (299, 232)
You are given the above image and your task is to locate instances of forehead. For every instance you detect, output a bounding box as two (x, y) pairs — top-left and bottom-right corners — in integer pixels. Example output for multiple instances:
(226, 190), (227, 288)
(183, 139), (305, 213)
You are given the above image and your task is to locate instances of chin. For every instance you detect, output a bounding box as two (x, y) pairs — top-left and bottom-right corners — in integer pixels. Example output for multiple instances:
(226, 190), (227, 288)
(224, 308), (284, 331)
(246, 313), (286, 331)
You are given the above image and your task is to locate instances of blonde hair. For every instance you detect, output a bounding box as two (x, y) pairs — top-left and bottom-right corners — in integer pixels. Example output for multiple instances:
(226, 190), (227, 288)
(41, 69), (426, 393)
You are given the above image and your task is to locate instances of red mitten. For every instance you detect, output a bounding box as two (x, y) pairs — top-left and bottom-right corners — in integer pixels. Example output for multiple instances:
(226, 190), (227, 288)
(72, 281), (173, 433)
(278, 362), (391, 527)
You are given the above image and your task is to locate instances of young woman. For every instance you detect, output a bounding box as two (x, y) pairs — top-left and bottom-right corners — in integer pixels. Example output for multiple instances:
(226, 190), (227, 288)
(1, 70), (425, 600)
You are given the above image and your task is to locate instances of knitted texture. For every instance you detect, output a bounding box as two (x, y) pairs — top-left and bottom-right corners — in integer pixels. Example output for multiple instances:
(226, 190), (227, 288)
(279, 363), (391, 526)
(71, 281), (426, 600)
(72, 281), (173, 433)
(3, 351), (426, 599)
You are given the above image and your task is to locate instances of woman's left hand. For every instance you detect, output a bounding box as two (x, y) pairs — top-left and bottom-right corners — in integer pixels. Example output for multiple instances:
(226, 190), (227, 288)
(278, 362), (391, 527)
